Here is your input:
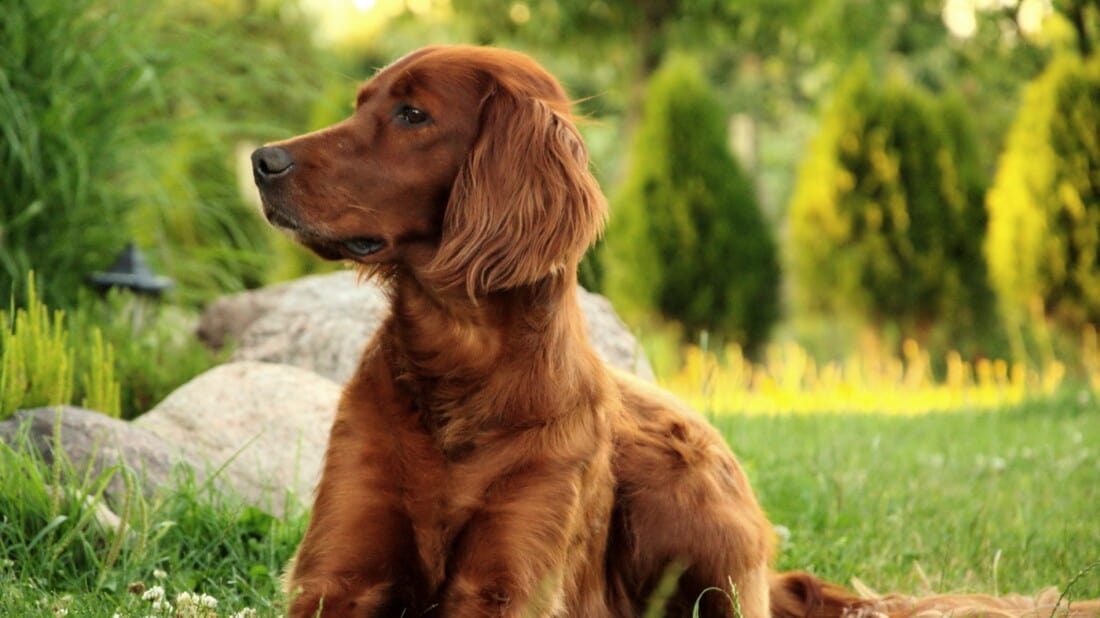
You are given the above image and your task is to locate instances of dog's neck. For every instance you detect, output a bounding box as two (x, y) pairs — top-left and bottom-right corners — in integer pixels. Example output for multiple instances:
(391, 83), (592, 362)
(384, 267), (606, 446)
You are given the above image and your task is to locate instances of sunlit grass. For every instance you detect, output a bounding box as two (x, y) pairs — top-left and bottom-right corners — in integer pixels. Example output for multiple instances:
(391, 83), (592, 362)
(723, 401), (1100, 599)
(657, 337), (1085, 415)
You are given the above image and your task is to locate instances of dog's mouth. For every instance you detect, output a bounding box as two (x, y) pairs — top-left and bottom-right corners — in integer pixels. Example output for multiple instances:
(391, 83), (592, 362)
(260, 199), (389, 263)
(263, 204), (301, 232)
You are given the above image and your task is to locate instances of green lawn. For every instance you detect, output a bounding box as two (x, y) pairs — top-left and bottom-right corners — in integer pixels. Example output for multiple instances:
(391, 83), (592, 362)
(1, 392), (1097, 616)
(719, 391), (1100, 600)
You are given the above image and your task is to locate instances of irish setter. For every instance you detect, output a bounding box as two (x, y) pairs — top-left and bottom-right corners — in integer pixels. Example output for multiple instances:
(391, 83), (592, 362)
(252, 46), (1096, 618)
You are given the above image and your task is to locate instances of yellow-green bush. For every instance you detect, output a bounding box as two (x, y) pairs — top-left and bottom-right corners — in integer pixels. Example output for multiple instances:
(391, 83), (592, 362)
(603, 54), (780, 353)
(1, 274), (220, 420)
(788, 64), (990, 339)
(66, 290), (223, 419)
(985, 55), (1100, 329)
(1, 276), (119, 419)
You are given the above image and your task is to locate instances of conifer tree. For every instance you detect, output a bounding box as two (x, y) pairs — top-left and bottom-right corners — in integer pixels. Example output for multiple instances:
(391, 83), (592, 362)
(986, 55), (1100, 327)
(788, 64), (990, 336)
(603, 55), (779, 352)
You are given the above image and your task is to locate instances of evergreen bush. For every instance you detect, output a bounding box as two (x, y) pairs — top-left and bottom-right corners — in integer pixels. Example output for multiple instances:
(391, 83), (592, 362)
(1, 275), (119, 419)
(0, 273), (218, 421)
(985, 55), (1100, 329)
(67, 289), (225, 419)
(788, 64), (990, 339)
(603, 55), (780, 352)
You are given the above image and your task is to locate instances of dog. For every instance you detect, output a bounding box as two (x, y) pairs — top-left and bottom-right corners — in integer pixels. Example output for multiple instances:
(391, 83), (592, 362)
(252, 45), (1097, 618)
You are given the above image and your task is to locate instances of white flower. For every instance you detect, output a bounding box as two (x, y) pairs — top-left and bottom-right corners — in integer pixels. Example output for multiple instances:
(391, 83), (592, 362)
(198, 593), (218, 608)
(141, 585), (165, 603)
(151, 599), (172, 613)
(153, 568), (167, 580)
(774, 524), (792, 544)
(924, 453), (945, 468)
(231, 609), (258, 618)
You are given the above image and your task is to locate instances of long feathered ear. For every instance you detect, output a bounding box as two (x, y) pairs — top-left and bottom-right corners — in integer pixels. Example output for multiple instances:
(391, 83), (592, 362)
(426, 85), (607, 297)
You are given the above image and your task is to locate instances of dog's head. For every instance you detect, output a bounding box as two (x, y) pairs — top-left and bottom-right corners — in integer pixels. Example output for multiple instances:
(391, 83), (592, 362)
(252, 45), (606, 297)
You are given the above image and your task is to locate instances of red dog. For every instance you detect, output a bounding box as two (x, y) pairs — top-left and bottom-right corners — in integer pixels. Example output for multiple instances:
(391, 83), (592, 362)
(253, 46), (1096, 618)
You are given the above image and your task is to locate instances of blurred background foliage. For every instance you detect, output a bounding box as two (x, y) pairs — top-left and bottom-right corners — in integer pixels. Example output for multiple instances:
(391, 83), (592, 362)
(2, 0), (1100, 415)
(1, 0), (341, 310)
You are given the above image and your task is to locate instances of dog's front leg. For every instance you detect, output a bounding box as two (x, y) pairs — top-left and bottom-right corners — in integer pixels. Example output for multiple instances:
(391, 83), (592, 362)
(438, 466), (596, 618)
(285, 419), (416, 618)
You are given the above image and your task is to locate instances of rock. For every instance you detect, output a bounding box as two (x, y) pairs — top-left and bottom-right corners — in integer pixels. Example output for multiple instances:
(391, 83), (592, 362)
(0, 406), (202, 509)
(576, 287), (654, 380)
(201, 272), (389, 385)
(45, 485), (124, 534)
(134, 361), (341, 513)
(195, 283), (290, 350)
(198, 271), (654, 384)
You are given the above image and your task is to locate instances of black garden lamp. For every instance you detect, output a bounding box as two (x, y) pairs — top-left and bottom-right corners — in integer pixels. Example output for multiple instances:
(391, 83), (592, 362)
(89, 242), (174, 297)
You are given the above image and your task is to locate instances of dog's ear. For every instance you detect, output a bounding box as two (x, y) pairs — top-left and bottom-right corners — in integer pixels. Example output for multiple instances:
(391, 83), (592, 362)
(426, 85), (607, 296)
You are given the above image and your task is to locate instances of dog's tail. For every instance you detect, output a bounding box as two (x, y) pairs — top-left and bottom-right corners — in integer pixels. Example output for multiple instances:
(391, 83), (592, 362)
(769, 570), (870, 618)
(769, 570), (1100, 618)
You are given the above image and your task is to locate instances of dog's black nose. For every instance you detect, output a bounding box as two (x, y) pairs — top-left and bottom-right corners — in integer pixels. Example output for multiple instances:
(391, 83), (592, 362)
(251, 146), (295, 183)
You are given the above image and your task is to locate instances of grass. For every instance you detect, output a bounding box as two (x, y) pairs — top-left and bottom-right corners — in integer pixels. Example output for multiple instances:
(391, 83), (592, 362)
(0, 425), (304, 617)
(1, 394), (1097, 616)
(715, 392), (1100, 599)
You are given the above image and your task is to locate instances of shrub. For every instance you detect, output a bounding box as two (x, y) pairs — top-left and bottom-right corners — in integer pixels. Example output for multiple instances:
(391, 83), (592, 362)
(67, 290), (225, 419)
(1, 275), (119, 419)
(0, 273), (217, 421)
(788, 64), (990, 340)
(602, 54), (780, 353)
(985, 54), (1100, 329)
(0, 0), (331, 309)
(125, 2), (336, 305)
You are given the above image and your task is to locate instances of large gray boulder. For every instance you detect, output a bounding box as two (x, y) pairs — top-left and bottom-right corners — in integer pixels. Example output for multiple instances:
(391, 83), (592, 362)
(0, 406), (203, 509)
(134, 361), (341, 513)
(0, 364), (341, 515)
(198, 271), (654, 384)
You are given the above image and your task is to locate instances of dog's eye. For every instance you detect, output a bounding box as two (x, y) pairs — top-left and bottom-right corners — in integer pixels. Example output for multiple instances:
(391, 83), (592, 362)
(395, 105), (430, 126)
(342, 237), (385, 257)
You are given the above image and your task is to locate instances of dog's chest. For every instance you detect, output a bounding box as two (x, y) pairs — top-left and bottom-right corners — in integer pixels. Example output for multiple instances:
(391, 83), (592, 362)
(401, 448), (491, 592)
